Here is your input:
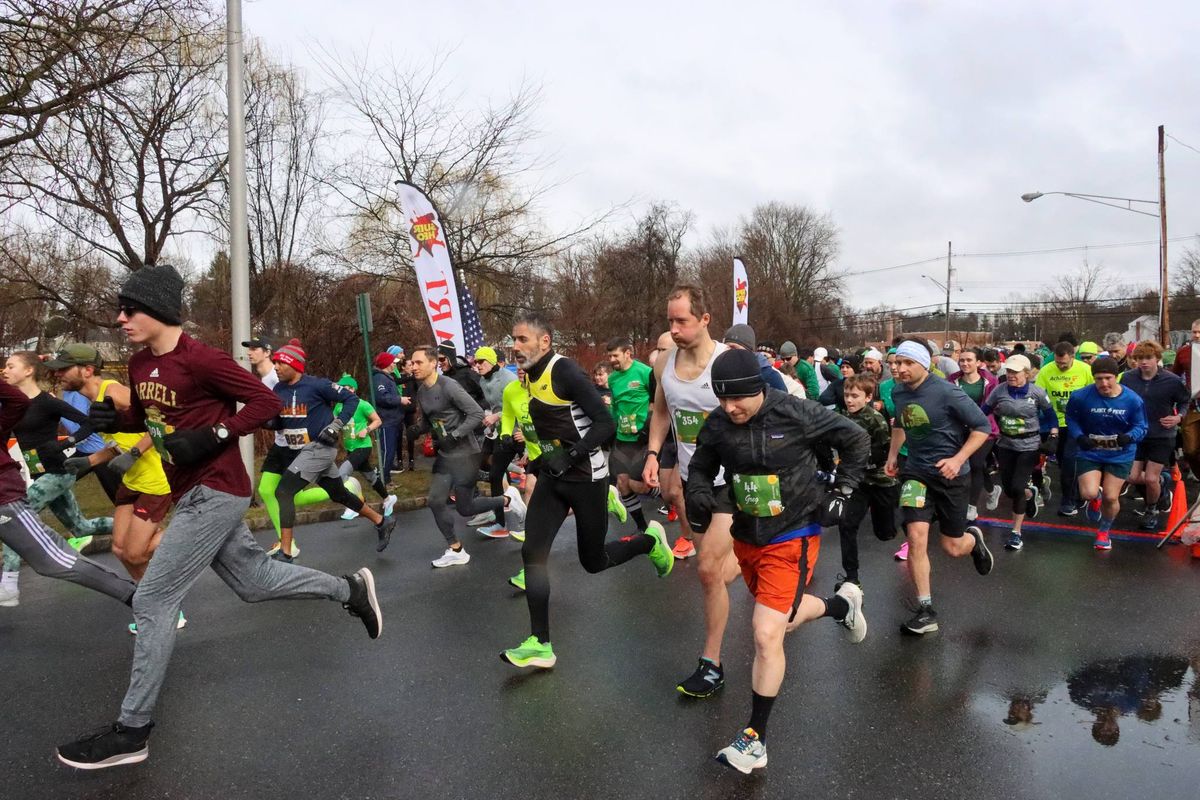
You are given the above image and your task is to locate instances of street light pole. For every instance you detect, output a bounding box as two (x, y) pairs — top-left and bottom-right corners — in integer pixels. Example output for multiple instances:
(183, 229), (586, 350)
(1159, 124), (1169, 345)
(945, 241), (952, 343)
(227, 0), (253, 478)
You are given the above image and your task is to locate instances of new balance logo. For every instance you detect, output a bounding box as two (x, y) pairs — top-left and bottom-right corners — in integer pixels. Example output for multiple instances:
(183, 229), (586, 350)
(703, 671), (720, 685)
(149, 368), (160, 378)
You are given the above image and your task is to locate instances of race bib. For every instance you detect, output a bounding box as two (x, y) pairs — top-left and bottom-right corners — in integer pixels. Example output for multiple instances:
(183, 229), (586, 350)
(431, 419), (448, 438)
(21, 448), (44, 475)
(900, 479), (927, 508)
(145, 417), (175, 464)
(673, 408), (707, 444)
(618, 413), (640, 436)
(282, 428), (310, 449)
(731, 473), (783, 518)
(999, 415), (1027, 437)
(519, 420), (540, 443)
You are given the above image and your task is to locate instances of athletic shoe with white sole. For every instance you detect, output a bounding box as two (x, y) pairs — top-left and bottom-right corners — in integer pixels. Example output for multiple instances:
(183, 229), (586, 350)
(375, 516), (397, 552)
(1025, 486), (1039, 518)
(128, 611), (187, 635)
(56, 722), (153, 770)
(0, 584), (18, 607)
(466, 511), (495, 527)
(340, 508), (360, 520)
(607, 484), (627, 523)
(671, 536), (696, 559)
(968, 526), (993, 576)
(645, 521), (673, 578)
(508, 529), (526, 542)
(382, 494), (398, 517)
(504, 486), (527, 531)
(501, 635), (556, 669)
(716, 728), (767, 774)
(266, 540), (300, 558)
(508, 568), (525, 591)
(902, 604), (938, 635)
(343, 568), (382, 639)
(1005, 531), (1024, 551)
(431, 548), (471, 568)
(984, 484), (1003, 511)
(835, 581), (867, 643)
(477, 523), (509, 539)
(676, 657), (725, 697)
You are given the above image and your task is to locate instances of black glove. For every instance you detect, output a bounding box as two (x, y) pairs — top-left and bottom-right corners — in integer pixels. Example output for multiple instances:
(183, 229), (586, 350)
(685, 486), (716, 533)
(539, 447), (575, 478)
(88, 397), (119, 433)
(406, 424), (423, 442)
(108, 447), (142, 477)
(317, 419), (344, 446)
(1077, 435), (1096, 451)
(440, 432), (460, 450)
(500, 434), (514, 447)
(62, 455), (94, 477)
(262, 416), (282, 431)
(163, 427), (221, 467)
(1116, 433), (1133, 447)
(1039, 432), (1058, 455)
(818, 490), (849, 527)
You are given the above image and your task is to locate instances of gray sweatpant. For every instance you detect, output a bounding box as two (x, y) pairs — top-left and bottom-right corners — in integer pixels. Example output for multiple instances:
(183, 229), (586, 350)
(0, 500), (134, 602)
(119, 484), (351, 727)
(427, 451), (506, 546)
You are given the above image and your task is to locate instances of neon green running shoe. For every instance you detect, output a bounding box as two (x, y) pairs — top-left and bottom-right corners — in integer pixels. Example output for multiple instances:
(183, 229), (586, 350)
(646, 521), (673, 578)
(508, 568), (525, 591)
(67, 536), (93, 552)
(607, 484), (627, 523)
(500, 636), (556, 669)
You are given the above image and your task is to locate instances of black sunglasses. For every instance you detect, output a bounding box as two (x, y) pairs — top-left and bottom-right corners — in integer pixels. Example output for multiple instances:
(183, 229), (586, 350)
(118, 303), (142, 318)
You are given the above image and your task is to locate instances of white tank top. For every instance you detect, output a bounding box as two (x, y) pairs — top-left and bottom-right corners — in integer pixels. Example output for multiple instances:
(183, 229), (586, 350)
(662, 341), (727, 482)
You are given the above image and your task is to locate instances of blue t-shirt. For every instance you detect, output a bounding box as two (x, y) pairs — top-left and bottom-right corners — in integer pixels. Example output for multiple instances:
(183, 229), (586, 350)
(273, 375), (358, 447)
(892, 374), (991, 477)
(1065, 384), (1148, 464)
(61, 390), (105, 454)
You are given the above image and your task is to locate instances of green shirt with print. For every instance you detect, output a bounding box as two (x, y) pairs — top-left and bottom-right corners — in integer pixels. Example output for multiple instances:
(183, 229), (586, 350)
(608, 359), (653, 442)
(334, 399), (376, 451)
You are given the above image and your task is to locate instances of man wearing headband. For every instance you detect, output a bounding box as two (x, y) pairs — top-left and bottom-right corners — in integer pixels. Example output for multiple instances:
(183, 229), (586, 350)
(687, 348), (870, 774)
(885, 339), (994, 636)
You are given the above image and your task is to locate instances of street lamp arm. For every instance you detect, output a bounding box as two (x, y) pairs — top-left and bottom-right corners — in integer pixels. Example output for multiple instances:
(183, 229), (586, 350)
(1021, 190), (1160, 218)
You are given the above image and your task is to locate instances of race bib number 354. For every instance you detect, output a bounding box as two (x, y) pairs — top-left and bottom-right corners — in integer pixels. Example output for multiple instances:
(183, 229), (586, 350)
(673, 408), (707, 444)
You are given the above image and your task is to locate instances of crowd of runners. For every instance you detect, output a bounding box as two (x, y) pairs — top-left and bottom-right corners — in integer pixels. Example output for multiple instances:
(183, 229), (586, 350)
(2, 266), (1195, 775)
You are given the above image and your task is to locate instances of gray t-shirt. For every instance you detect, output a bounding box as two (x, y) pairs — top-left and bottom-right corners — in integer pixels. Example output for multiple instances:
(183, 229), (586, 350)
(982, 383), (1054, 452)
(892, 374), (991, 477)
(416, 375), (485, 456)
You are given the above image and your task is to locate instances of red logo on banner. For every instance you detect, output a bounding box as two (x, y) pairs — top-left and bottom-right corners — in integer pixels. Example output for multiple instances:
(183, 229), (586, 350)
(410, 213), (446, 257)
(735, 277), (748, 311)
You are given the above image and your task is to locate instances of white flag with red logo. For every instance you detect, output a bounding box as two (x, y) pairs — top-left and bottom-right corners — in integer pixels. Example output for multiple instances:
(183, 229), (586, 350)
(395, 181), (466, 355)
(733, 257), (749, 325)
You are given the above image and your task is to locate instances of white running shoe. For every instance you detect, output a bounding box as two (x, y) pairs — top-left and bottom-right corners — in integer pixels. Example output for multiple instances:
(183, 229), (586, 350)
(431, 548), (471, 568)
(716, 728), (768, 774)
(340, 508), (360, 521)
(504, 485), (527, 532)
(266, 540), (301, 558)
(966, 504), (979, 522)
(467, 511), (495, 527)
(0, 584), (19, 607)
(835, 582), (867, 643)
(985, 485), (1003, 511)
(382, 494), (398, 517)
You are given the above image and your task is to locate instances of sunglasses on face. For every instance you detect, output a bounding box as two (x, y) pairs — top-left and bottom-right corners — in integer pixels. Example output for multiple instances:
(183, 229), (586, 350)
(118, 303), (141, 318)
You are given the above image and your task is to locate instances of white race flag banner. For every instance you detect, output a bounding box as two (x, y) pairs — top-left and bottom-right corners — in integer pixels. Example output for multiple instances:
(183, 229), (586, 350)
(732, 257), (749, 325)
(395, 181), (466, 354)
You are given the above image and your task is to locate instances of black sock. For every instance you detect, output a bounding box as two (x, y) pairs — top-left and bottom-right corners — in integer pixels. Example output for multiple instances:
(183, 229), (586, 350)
(823, 595), (850, 621)
(748, 692), (776, 741)
(631, 508), (648, 531)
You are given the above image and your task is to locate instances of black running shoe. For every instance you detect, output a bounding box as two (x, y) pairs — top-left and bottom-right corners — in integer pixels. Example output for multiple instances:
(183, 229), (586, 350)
(271, 550), (294, 564)
(1025, 486), (1039, 518)
(408, 459), (415, 471)
(968, 526), (993, 576)
(57, 722), (153, 770)
(676, 658), (725, 697)
(375, 516), (396, 552)
(343, 568), (382, 639)
(901, 605), (939, 635)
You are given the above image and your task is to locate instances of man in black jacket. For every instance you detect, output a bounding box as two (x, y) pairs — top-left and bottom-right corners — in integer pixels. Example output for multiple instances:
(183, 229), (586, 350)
(437, 341), (485, 407)
(686, 348), (870, 775)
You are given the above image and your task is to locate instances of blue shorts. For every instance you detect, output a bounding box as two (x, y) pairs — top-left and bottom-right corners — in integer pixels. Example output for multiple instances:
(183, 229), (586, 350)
(1075, 459), (1133, 480)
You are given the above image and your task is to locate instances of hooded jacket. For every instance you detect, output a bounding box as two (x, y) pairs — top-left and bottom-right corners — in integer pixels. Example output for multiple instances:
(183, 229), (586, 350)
(687, 389), (870, 546)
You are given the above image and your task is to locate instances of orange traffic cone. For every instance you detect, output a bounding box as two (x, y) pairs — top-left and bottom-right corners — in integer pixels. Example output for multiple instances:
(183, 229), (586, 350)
(1165, 465), (1189, 543)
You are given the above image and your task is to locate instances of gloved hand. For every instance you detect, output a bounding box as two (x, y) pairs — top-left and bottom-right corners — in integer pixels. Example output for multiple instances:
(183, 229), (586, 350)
(440, 432), (460, 450)
(163, 427), (221, 467)
(108, 447), (142, 477)
(88, 397), (119, 433)
(406, 423), (423, 442)
(500, 434), (513, 448)
(685, 486), (716, 533)
(62, 455), (94, 477)
(1039, 432), (1058, 454)
(317, 419), (344, 446)
(262, 416), (282, 431)
(1077, 435), (1097, 451)
(818, 489), (850, 527)
(1116, 433), (1133, 447)
(539, 447), (575, 478)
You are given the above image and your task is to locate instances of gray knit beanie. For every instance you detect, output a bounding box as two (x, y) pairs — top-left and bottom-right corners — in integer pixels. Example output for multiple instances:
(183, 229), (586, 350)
(118, 263), (184, 325)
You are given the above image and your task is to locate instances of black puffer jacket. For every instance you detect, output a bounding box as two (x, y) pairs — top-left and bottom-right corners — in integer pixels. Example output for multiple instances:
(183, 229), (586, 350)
(687, 389), (870, 546)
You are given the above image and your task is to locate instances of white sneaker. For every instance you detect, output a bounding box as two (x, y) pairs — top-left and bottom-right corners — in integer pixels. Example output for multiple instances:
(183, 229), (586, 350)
(966, 504), (979, 522)
(340, 508), (360, 521)
(266, 540), (301, 558)
(382, 494), (398, 517)
(467, 511), (495, 527)
(834, 581), (867, 643)
(985, 485), (1003, 511)
(504, 486), (527, 532)
(0, 584), (19, 607)
(431, 548), (471, 568)
(716, 728), (768, 774)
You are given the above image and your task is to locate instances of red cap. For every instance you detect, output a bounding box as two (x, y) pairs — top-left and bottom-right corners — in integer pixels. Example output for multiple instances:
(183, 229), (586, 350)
(374, 352), (395, 370)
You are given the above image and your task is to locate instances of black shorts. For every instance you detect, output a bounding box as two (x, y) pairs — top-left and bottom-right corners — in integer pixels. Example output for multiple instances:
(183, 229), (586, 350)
(262, 444), (301, 475)
(1134, 438), (1174, 466)
(659, 440), (678, 470)
(610, 439), (647, 477)
(682, 477), (736, 518)
(898, 471), (969, 538)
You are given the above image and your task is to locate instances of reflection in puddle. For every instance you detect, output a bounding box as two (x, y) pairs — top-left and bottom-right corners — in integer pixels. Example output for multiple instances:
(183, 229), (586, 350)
(1065, 655), (1191, 746)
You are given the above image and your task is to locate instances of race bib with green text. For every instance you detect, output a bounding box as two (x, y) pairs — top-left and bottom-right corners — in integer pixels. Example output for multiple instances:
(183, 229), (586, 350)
(731, 473), (784, 517)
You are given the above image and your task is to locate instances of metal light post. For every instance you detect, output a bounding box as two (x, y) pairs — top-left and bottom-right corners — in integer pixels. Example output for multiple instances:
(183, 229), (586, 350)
(227, 0), (253, 477)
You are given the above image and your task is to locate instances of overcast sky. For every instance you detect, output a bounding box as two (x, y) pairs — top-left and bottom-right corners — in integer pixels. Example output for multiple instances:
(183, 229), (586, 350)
(241, 0), (1200, 315)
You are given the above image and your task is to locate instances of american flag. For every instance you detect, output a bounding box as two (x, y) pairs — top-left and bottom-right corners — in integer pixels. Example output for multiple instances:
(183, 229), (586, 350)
(458, 280), (485, 355)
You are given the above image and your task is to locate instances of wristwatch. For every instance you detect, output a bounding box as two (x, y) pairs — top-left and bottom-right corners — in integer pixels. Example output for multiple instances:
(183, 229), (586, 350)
(214, 423), (232, 443)
(646, 450), (660, 460)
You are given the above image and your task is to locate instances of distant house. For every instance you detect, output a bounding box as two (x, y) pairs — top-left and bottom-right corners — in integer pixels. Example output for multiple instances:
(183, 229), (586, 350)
(1124, 315), (1158, 344)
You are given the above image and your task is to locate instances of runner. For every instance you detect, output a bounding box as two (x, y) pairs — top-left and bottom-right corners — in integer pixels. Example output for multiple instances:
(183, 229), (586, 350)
(57, 264), (381, 770)
(885, 339), (994, 635)
(501, 313), (670, 669)
(242, 337), (277, 389)
(1120, 341), (1188, 531)
(837, 374), (899, 588)
(1076, 341), (1100, 367)
(48, 344), (182, 632)
(642, 284), (740, 696)
(0, 378), (135, 610)
(259, 340), (395, 560)
(686, 348), (869, 774)
(1102, 333), (1129, 371)
(606, 337), (655, 532)
(979, 354), (1056, 551)
(476, 346), (517, 536)
(408, 345), (522, 568)
(500, 364), (540, 564)
(1168, 319), (1200, 479)
(949, 348), (998, 521)
(1067, 356), (1148, 551)
(331, 374), (398, 524)
(779, 341), (819, 398)
(371, 352), (404, 486)
(648, 332), (691, 556)
(1036, 341), (1093, 516)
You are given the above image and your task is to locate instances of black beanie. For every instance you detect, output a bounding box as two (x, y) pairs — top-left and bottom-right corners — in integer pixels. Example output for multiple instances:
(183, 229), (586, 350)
(118, 263), (184, 325)
(437, 340), (458, 361)
(1090, 355), (1121, 377)
(712, 349), (764, 398)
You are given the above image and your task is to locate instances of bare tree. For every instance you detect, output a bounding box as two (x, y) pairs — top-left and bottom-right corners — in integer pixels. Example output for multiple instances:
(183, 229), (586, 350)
(0, 4), (225, 269)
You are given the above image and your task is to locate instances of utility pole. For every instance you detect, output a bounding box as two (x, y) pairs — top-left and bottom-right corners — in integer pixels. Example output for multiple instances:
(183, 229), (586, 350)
(944, 241), (952, 344)
(227, 0), (253, 479)
(1159, 124), (1170, 345)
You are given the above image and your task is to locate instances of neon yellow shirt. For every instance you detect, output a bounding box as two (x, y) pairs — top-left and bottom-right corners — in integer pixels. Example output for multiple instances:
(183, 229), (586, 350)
(98, 380), (171, 496)
(501, 377), (541, 461)
(1035, 360), (1093, 427)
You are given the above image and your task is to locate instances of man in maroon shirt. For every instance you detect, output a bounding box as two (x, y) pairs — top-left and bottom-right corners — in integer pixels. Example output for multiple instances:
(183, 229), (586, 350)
(0, 382), (136, 604)
(56, 265), (383, 771)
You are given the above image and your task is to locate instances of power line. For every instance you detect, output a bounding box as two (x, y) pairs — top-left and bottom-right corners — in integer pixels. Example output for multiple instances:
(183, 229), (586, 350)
(841, 256), (944, 278)
(1167, 133), (1200, 157)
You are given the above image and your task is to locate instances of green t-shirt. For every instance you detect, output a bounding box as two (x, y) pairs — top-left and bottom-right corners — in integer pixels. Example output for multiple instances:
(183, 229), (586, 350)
(608, 359), (653, 442)
(958, 376), (985, 404)
(334, 399), (376, 451)
(1035, 359), (1093, 426)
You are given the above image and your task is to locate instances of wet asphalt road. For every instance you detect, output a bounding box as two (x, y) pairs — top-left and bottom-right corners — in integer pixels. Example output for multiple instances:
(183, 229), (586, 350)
(2, 499), (1199, 800)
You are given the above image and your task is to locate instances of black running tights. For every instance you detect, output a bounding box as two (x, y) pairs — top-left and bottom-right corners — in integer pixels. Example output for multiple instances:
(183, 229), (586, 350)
(277, 470), (363, 528)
